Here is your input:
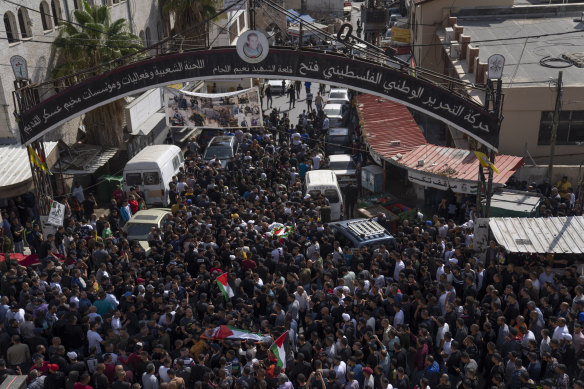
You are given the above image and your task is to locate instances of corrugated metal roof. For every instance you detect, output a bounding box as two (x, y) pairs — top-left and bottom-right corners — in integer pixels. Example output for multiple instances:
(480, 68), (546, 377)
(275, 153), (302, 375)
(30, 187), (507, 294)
(396, 144), (523, 184)
(0, 142), (58, 188)
(59, 148), (118, 175)
(489, 216), (584, 254)
(357, 94), (427, 160)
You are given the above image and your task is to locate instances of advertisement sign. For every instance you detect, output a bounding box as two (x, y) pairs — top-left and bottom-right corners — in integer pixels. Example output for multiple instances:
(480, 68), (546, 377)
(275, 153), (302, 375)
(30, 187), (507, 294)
(47, 201), (65, 226)
(408, 170), (478, 194)
(390, 27), (411, 44)
(164, 87), (262, 129)
(18, 47), (500, 149)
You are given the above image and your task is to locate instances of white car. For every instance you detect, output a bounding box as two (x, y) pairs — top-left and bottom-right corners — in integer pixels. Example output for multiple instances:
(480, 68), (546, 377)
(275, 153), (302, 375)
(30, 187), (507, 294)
(327, 154), (357, 187)
(123, 208), (172, 252)
(327, 88), (350, 106)
(323, 103), (345, 127)
(267, 80), (290, 95)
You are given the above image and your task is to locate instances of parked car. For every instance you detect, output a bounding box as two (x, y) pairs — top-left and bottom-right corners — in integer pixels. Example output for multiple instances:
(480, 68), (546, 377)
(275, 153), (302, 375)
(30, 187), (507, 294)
(123, 208), (171, 251)
(323, 103), (346, 127)
(327, 154), (357, 187)
(267, 80), (290, 95)
(327, 88), (350, 106)
(203, 136), (239, 168)
(325, 127), (352, 155)
(328, 218), (397, 249)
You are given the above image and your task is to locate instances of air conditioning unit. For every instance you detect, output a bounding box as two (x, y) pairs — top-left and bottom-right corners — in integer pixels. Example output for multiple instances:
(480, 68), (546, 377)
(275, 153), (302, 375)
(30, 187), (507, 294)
(417, 160), (425, 167)
(390, 140), (401, 146)
(450, 43), (461, 60)
(444, 27), (454, 43)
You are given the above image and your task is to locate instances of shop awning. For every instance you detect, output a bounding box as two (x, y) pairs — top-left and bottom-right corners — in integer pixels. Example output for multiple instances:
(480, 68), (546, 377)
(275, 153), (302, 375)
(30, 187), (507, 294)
(399, 144), (523, 194)
(286, 10), (315, 23)
(52, 144), (119, 175)
(357, 94), (427, 164)
(489, 216), (584, 254)
(0, 142), (58, 198)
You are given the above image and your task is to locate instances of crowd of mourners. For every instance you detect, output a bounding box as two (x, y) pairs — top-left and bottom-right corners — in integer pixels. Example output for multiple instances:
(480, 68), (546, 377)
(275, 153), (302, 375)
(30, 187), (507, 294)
(1, 93), (584, 389)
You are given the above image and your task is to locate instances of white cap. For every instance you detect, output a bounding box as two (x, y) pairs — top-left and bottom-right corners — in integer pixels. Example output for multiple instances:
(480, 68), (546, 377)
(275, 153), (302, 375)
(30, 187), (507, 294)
(67, 352), (77, 359)
(304, 194), (311, 200)
(342, 313), (351, 322)
(563, 333), (572, 341)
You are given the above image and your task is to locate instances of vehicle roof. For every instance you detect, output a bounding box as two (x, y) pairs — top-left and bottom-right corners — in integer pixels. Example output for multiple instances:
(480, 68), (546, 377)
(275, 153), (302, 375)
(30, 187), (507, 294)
(208, 136), (235, 147)
(125, 145), (181, 167)
(328, 218), (393, 242)
(324, 103), (343, 109)
(328, 128), (350, 136)
(126, 208), (171, 223)
(328, 154), (354, 162)
(305, 169), (339, 185)
(329, 88), (348, 94)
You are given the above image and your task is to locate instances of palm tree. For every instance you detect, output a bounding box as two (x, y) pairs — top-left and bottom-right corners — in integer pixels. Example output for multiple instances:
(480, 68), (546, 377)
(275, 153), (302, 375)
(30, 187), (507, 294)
(52, 1), (143, 147)
(160, 0), (217, 49)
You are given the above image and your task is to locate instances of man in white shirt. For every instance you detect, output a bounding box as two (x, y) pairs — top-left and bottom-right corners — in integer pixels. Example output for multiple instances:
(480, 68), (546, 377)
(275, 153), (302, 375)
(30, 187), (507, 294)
(312, 152), (322, 170)
(87, 322), (104, 354)
(393, 257), (405, 281)
(332, 356), (347, 385)
(393, 305), (404, 327)
(552, 317), (569, 341)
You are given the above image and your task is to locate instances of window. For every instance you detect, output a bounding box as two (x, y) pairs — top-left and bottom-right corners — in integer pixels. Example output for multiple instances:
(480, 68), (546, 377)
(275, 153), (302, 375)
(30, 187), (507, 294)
(50, 0), (63, 26)
(143, 172), (160, 185)
(172, 156), (180, 170)
(40, 1), (53, 31)
(538, 111), (584, 145)
(17, 8), (32, 39)
(4, 12), (18, 43)
(125, 173), (142, 186)
(73, 0), (83, 10)
(239, 12), (245, 33)
(229, 21), (238, 42)
(145, 27), (151, 45)
(139, 30), (146, 46)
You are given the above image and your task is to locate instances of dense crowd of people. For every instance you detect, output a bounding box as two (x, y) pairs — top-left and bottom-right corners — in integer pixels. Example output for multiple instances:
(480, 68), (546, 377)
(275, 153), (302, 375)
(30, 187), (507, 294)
(0, 91), (583, 389)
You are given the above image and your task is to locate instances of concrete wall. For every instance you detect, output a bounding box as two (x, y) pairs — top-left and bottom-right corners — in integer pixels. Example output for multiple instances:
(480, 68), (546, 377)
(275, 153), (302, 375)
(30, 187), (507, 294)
(514, 165), (584, 188)
(499, 86), (584, 165)
(0, 0), (161, 144)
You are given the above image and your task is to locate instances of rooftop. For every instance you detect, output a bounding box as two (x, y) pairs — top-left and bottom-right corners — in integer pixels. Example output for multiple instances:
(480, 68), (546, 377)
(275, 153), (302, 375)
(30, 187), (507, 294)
(395, 144), (524, 184)
(456, 14), (584, 86)
(357, 94), (427, 161)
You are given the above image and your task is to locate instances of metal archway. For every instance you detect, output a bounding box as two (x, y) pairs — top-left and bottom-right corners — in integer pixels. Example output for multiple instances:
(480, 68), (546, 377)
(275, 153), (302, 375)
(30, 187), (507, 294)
(17, 46), (500, 150)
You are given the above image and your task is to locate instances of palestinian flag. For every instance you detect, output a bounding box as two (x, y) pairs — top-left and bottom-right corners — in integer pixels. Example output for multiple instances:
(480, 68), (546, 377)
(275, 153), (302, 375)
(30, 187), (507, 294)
(216, 273), (234, 301)
(270, 331), (289, 369)
(202, 325), (264, 341)
(269, 223), (294, 239)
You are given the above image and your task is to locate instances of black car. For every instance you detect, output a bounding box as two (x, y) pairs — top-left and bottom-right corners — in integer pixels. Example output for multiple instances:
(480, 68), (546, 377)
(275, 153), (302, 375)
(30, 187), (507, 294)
(325, 127), (352, 155)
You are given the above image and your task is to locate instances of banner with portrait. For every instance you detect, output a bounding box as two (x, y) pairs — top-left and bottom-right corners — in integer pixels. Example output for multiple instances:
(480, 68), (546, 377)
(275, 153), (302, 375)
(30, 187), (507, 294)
(164, 87), (263, 129)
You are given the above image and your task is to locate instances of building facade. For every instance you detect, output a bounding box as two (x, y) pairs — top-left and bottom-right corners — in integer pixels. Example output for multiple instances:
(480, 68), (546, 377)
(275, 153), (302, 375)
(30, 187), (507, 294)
(410, 0), (584, 166)
(0, 0), (162, 143)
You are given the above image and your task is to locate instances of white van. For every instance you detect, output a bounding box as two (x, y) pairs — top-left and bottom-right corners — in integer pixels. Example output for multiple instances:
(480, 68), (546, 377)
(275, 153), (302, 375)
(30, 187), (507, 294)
(123, 145), (183, 206)
(305, 170), (344, 221)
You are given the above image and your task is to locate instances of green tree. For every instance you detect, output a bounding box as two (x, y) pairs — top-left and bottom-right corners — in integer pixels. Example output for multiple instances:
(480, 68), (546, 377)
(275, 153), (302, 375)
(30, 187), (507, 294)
(160, 0), (217, 49)
(52, 1), (143, 147)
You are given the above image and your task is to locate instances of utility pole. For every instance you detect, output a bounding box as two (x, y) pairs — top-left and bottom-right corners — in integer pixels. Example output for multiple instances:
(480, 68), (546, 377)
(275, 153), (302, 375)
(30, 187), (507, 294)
(548, 71), (563, 183)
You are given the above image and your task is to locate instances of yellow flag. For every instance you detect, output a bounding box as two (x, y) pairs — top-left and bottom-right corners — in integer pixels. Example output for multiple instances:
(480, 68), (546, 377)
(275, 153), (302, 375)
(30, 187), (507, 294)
(474, 151), (499, 174)
(28, 146), (52, 175)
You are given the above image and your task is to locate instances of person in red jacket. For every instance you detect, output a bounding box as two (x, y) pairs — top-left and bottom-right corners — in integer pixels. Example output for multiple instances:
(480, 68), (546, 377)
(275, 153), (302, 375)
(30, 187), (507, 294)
(128, 195), (139, 215)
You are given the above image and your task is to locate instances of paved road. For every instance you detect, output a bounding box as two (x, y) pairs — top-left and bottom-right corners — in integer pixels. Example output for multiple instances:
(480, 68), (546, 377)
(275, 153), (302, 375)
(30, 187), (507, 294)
(262, 81), (330, 124)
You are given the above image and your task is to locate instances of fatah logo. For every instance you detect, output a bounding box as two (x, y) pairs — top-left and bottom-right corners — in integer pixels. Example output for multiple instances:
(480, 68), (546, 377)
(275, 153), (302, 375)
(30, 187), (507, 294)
(237, 30), (269, 64)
